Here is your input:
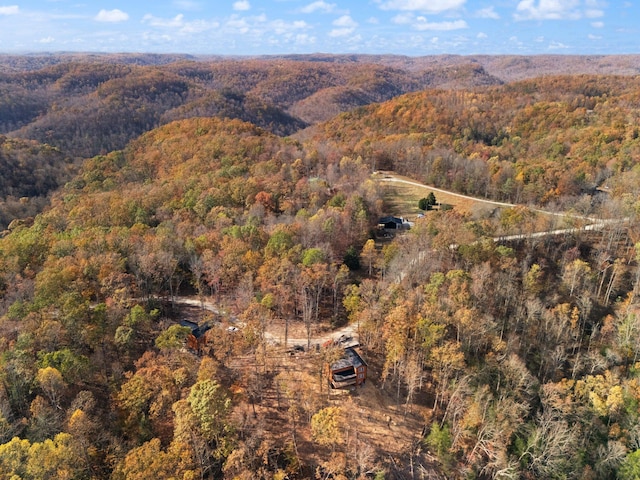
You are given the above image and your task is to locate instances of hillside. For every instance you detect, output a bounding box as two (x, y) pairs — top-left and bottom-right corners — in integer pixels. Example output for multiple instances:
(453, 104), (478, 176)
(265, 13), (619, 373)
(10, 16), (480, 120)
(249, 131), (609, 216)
(0, 136), (75, 230)
(0, 115), (394, 478)
(0, 58), (422, 158)
(1, 54), (640, 479)
(298, 74), (640, 209)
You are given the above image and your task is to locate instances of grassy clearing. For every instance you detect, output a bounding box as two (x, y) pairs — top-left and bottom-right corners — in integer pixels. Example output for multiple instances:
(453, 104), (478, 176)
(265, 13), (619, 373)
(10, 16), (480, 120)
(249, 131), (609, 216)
(373, 172), (589, 236)
(375, 173), (500, 221)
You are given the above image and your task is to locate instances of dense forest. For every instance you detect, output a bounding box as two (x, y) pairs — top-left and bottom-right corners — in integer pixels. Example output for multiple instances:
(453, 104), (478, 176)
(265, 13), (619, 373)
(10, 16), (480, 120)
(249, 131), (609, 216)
(0, 54), (640, 479)
(0, 136), (75, 231)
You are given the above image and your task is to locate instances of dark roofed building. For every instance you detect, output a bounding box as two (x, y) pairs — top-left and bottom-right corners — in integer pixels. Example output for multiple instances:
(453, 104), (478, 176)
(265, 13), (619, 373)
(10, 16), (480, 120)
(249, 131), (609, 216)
(180, 319), (211, 339)
(180, 320), (212, 354)
(327, 347), (367, 389)
(378, 216), (404, 230)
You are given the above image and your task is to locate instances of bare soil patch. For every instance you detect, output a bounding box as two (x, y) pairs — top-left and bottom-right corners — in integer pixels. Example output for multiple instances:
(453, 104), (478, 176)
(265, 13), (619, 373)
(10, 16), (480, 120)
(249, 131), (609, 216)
(174, 299), (433, 477)
(228, 343), (431, 477)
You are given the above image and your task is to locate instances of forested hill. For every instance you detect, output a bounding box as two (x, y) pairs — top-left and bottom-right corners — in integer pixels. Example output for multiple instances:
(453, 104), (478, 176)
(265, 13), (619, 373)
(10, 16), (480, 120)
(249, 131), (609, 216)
(299, 74), (640, 207)
(0, 136), (74, 230)
(0, 116), (380, 478)
(1, 107), (640, 480)
(0, 57), (481, 159)
(2, 54), (640, 479)
(2, 53), (639, 161)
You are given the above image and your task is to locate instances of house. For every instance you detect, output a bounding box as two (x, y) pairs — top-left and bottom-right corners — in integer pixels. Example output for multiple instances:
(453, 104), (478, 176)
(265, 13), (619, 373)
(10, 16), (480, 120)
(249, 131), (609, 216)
(378, 216), (404, 230)
(327, 347), (367, 389)
(378, 216), (411, 232)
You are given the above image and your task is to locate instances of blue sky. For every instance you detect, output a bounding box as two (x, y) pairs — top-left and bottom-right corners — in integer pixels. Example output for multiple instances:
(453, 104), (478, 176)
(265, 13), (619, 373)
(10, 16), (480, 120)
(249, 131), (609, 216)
(0, 1), (635, 56)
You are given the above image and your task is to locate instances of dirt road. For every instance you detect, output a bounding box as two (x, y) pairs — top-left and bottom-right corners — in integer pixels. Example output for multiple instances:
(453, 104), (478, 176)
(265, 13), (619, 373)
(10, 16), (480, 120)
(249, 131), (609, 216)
(173, 296), (358, 348)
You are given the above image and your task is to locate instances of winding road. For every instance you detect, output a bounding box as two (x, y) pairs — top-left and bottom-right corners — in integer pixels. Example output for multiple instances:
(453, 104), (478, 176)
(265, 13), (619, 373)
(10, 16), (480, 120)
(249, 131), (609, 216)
(376, 172), (602, 223)
(376, 172), (626, 237)
(175, 172), (628, 344)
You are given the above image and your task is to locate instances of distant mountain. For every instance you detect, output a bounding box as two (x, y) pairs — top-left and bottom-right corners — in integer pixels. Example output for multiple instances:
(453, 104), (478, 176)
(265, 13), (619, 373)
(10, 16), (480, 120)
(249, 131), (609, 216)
(0, 52), (639, 227)
(0, 52), (199, 73)
(271, 53), (640, 80)
(5, 54), (636, 159)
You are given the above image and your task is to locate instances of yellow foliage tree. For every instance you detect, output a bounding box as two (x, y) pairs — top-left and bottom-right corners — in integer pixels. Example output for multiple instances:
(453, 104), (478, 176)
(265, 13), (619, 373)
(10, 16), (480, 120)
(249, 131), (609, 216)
(311, 406), (343, 451)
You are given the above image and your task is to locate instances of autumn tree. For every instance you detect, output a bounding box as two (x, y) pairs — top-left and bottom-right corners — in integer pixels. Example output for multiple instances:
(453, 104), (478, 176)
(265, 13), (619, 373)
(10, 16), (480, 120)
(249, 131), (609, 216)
(360, 239), (378, 277)
(112, 437), (196, 480)
(172, 379), (234, 477)
(311, 406), (344, 452)
(35, 366), (65, 410)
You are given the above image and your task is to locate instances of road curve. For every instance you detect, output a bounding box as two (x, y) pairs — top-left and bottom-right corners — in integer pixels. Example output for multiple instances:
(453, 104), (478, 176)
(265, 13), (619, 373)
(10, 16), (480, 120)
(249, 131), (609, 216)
(173, 296), (358, 348)
(376, 172), (601, 223)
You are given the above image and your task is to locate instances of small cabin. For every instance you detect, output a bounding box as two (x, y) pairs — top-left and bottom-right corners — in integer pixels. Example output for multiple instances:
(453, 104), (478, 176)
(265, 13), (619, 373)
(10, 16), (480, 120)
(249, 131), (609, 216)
(328, 347), (367, 389)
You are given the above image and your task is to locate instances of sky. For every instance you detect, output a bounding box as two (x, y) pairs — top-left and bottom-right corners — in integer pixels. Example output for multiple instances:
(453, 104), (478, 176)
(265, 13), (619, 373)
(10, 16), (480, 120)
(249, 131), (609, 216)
(0, 1), (636, 56)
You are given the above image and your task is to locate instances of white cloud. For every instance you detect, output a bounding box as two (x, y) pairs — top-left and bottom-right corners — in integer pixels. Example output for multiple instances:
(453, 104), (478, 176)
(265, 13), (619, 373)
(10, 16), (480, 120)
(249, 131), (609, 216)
(233, 1), (251, 11)
(300, 33), (317, 44)
(367, 17), (380, 24)
(476, 6), (499, 19)
(95, 9), (129, 23)
(294, 33), (316, 45)
(392, 13), (467, 30)
(225, 16), (250, 34)
(329, 14), (358, 37)
(270, 18), (308, 34)
(391, 13), (413, 24)
(548, 40), (569, 49)
(591, 21), (604, 28)
(142, 14), (218, 34)
(327, 28), (348, 37)
(183, 19), (219, 33)
(588, 33), (602, 39)
(378, 0), (466, 14)
(333, 15), (357, 28)
(509, 35), (523, 47)
(477, 32), (487, 39)
(39, 36), (55, 44)
(514, 0), (583, 21)
(300, 1), (336, 13)
(585, 9), (603, 18)
(0, 5), (18, 15)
